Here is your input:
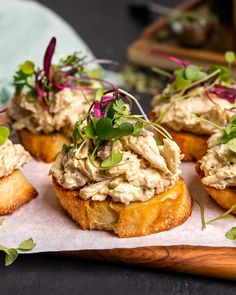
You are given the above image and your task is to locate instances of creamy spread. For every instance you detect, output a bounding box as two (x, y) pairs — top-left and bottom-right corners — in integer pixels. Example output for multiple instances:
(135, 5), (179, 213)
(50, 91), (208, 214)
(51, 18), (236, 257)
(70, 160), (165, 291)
(8, 88), (94, 136)
(200, 132), (236, 189)
(152, 87), (235, 135)
(0, 139), (31, 178)
(50, 130), (182, 204)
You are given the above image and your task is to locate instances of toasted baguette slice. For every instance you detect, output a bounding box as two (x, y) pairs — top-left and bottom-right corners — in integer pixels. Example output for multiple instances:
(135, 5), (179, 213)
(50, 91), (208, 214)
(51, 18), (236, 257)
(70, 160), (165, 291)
(18, 129), (70, 163)
(0, 169), (38, 215)
(196, 162), (236, 215)
(52, 177), (192, 238)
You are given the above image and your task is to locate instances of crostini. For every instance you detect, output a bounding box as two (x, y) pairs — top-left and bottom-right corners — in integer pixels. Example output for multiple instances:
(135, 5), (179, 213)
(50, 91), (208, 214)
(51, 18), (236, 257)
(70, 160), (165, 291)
(50, 88), (192, 238)
(150, 52), (236, 161)
(7, 37), (104, 163)
(196, 115), (236, 214)
(0, 126), (37, 215)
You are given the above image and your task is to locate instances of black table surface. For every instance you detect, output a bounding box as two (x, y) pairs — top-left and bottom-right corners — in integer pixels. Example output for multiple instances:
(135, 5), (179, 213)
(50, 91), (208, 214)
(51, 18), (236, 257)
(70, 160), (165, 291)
(1, 1), (236, 294)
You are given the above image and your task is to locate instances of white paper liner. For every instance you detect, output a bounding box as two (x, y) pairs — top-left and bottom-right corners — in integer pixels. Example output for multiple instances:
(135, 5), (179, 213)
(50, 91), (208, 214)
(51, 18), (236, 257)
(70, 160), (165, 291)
(1, 160), (236, 253)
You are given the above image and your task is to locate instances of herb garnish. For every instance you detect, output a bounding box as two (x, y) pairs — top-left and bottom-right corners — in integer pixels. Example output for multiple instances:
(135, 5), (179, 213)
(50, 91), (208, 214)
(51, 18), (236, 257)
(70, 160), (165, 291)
(0, 126), (10, 146)
(225, 227), (236, 240)
(0, 238), (36, 266)
(65, 88), (171, 170)
(152, 51), (236, 105)
(217, 115), (236, 152)
(13, 37), (108, 111)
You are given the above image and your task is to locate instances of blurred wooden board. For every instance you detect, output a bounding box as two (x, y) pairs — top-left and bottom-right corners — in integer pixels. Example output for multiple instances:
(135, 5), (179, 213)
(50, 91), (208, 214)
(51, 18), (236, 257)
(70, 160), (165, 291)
(127, 0), (236, 72)
(62, 245), (236, 280)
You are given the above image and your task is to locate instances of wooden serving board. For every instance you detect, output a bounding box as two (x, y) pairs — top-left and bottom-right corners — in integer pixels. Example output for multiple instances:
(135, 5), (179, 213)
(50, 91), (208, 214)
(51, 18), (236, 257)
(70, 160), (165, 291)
(62, 245), (236, 280)
(127, 0), (236, 72)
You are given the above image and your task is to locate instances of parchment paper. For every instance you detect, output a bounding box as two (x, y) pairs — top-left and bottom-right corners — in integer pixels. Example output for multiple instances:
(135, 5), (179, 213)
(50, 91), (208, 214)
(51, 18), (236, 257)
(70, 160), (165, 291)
(1, 160), (236, 253)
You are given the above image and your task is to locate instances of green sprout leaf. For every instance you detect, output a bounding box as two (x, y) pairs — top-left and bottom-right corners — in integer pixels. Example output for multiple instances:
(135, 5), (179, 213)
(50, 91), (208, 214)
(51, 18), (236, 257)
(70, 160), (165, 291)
(208, 64), (233, 84)
(0, 126), (10, 146)
(0, 238), (36, 266)
(219, 115), (236, 144)
(85, 123), (97, 139)
(101, 151), (122, 168)
(133, 121), (145, 137)
(113, 99), (130, 117)
(62, 144), (72, 153)
(20, 60), (35, 75)
(88, 67), (102, 79)
(17, 238), (36, 251)
(95, 89), (104, 102)
(4, 248), (18, 266)
(156, 138), (163, 146)
(174, 69), (192, 91)
(185, 65), (202, 81)
(225, 226), (236, 240)
(96, 118), (134, 140)
(228, 138), (236, 153)
(225, 51), (235, 64)
(72, 119), (85, 144)
(0, 218), (4, 225)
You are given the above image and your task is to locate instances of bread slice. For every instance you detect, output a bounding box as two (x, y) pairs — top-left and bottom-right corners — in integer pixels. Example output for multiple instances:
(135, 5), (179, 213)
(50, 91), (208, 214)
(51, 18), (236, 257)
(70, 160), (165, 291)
(18, 129), (70, 163)
(52, 176), (192, 238)
(0, 169), (38, 215)
(196, 162), (236, 215)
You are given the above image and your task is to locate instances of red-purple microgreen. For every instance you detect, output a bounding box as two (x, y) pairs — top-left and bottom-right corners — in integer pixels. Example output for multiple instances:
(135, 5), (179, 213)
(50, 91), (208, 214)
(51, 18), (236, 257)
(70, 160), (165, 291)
(207, 84), (236, 103)
(13, 37), (116, 113)
(150, 50), (189, 68)
(35, 70), (45, 102)
(93, 102), (103, 119)
(43, 37), (56, 81)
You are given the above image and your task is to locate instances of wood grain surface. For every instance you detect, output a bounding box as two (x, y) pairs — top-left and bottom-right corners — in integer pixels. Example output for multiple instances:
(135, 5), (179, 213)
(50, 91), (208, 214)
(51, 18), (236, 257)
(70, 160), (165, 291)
(62, 246), (236, 280)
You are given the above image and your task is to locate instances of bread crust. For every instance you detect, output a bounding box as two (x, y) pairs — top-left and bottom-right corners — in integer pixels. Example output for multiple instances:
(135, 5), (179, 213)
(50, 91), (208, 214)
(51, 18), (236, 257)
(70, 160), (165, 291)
(149, 111), (208, 161)
(196, 162), (236, 215)
(52, 177), (192, 238)
(0, 169), (38, 215)
(18, 129), (70, 163)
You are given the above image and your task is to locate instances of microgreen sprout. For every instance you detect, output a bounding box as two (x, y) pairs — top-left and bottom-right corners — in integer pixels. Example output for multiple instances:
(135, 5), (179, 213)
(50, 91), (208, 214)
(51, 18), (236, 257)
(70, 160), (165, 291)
(225, 226), (236, 240)
(66, 88), (170, 170)
(0, 238), (36, 266)
(151, 51), (236, 107)
(195, 115), (236, 153)
(13, 37), (114, 111)
(206, 204), (236, 225)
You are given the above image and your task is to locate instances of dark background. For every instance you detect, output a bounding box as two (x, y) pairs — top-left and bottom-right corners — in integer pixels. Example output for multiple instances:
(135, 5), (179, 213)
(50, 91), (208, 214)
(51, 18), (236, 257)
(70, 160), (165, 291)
(1, 1), (236, 294)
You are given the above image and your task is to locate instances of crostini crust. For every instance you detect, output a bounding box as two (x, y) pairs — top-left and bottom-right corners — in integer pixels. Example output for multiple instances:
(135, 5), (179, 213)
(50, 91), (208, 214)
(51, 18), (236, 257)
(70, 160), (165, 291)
(18, 129), (70, 163)
(196, 162), (236, 215)
(52, 177), (192, 238)
(0, 169), (38, 215)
